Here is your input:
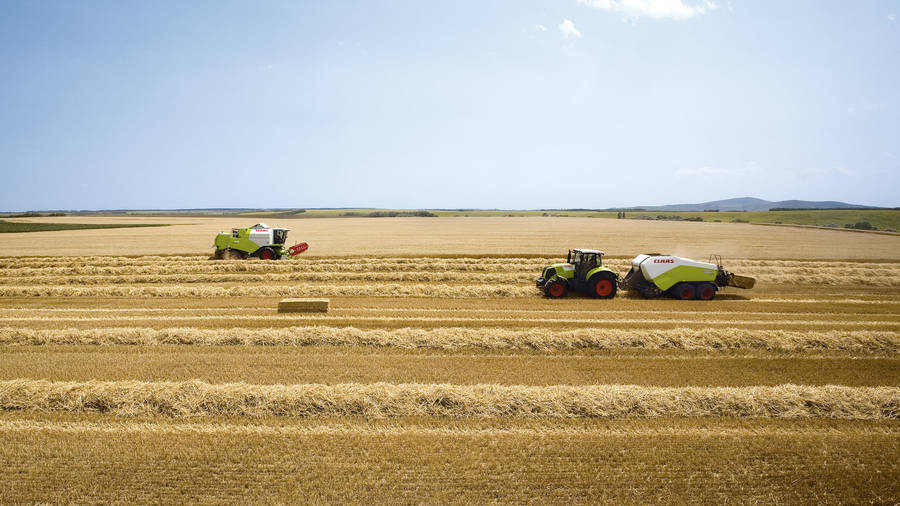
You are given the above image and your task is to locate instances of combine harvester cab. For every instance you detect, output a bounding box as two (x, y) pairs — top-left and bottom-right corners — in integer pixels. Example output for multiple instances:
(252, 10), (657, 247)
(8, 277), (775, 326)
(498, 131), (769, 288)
(620, 253), (755, 300)
(213, 223), (309, 260)
(536, 249), (619, 299)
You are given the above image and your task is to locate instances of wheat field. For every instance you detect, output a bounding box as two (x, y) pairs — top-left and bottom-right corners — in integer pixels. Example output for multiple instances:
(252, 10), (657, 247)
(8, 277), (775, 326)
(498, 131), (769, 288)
(1, 217), (899, 503)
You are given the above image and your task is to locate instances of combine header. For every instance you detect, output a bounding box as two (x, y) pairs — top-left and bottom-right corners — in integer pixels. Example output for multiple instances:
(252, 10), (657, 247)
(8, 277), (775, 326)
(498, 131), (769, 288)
(213, 223), (308, 260)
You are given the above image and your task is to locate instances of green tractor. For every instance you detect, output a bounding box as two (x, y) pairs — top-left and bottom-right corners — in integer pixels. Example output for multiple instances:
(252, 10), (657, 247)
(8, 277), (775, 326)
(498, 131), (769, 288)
(536, 249), (619, 299)
(213, 223), (308, 260)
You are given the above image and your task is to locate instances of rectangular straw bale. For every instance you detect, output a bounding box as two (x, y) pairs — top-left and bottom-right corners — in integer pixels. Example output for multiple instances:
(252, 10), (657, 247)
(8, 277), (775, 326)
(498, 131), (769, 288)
(277, 298), (329, 313)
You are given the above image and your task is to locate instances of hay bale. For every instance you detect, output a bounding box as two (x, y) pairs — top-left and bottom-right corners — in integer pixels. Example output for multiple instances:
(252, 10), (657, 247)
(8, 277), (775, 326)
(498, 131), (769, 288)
(278, 298), (329, 313)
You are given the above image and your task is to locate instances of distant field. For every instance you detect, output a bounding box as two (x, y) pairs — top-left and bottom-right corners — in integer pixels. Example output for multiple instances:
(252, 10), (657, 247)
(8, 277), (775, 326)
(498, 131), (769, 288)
(233, 208), (900, 231)
(630, 209), (900, 231)
(0, 220), (169, 234)
(2, 215), (897, 259)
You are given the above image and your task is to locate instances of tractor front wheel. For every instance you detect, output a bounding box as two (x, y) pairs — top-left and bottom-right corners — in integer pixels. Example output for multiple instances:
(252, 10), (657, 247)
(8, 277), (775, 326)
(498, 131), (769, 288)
(590, 274), (617, 299)
(258, 247), (277, 260)
(672, 283), (696, 300)
(544, 279), (568, 299)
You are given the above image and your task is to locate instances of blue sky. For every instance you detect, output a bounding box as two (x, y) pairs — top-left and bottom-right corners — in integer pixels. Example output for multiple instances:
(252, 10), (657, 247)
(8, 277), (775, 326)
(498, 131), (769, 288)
(1, 0), (898, 210)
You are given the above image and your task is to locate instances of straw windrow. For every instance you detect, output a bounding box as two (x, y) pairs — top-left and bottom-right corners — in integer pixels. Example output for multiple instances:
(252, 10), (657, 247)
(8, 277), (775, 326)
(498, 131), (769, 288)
(1, 326), (897, 352)
(0, 379), (896, 419)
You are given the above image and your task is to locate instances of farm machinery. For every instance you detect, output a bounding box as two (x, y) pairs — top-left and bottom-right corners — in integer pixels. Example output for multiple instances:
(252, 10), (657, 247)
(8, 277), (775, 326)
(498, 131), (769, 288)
(620, 253), (756, 300)
(537, 251), (755, 300)
(213, 223), (308, 260)
(536, 249), (619, 298)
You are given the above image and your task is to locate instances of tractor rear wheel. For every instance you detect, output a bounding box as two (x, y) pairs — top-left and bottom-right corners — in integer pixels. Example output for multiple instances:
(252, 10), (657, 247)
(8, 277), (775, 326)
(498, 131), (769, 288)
(258, 247), (277, 260)
(544, 279), (568, 299)
(672, 283), (695, 300)
(590, 274), (617, 299)
(697, 283), (716, 300)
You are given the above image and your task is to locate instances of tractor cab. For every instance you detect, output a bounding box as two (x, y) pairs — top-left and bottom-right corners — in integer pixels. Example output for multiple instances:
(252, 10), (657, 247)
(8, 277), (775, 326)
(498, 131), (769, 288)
(568, 248), (604, 280)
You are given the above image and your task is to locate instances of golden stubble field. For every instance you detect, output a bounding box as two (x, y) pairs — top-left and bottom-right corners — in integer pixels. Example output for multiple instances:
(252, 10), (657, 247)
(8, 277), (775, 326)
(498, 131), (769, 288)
(1, 217), (898, 503)
(2, 215), (898, 258)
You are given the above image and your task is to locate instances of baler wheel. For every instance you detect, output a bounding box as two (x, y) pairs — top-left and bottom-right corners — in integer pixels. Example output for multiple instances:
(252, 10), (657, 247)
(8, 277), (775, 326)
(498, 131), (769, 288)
(697, 283), (716, 300)
(672, 283), (695, 300)
(544, 279), (568, 299)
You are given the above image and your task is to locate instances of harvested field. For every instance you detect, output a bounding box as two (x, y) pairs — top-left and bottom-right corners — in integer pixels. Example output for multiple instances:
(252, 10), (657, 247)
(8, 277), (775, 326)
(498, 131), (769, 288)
(1, 218), (898, 502)
(3, 416), (897, 504)
(2, 216), (899, 259)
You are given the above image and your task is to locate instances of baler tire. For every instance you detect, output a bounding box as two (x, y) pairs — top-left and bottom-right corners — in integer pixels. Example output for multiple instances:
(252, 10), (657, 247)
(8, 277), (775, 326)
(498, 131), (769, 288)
(589, 274), (617, 299)
(544, 279), (568, 299)
(697, 283), (717, 301)
(672, 283), (695, 300)
(258, 247), (277, 260)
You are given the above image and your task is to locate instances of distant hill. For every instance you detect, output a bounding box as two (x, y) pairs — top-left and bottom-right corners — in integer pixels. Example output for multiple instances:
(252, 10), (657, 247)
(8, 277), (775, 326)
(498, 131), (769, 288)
(627, 197), (874, 212)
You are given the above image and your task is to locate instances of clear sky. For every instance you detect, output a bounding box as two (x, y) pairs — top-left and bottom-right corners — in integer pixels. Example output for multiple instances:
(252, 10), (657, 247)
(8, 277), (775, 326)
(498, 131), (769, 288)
(1, 0), (898, 211)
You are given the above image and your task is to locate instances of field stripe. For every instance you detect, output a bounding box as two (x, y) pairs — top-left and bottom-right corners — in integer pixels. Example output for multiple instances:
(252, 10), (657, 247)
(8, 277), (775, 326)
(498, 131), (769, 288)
(0, 284), (535, 297)
(1, 379), (896, 419)
(1, 419), (896, 437)
(2, 315), (896, 326)
(3, 306), (899, 317)
(4, 269), (899, 285)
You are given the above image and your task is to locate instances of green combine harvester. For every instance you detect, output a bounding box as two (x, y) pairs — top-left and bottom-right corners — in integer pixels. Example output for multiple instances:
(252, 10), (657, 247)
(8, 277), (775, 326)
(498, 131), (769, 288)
(213, 223), (308, 260)
(537, 251), (755, 300)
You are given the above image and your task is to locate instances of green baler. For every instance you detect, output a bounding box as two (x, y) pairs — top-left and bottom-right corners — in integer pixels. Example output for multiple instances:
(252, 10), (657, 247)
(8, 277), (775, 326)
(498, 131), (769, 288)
(620, 253), (755, 300)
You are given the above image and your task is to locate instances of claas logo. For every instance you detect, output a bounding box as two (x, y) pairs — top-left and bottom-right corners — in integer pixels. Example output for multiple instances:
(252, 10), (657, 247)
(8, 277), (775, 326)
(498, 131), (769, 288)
(653, 258), (675, 263)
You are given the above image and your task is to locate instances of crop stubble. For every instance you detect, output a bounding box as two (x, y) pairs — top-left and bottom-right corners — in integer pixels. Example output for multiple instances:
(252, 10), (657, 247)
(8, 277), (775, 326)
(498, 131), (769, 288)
(1, 227), (899, 503)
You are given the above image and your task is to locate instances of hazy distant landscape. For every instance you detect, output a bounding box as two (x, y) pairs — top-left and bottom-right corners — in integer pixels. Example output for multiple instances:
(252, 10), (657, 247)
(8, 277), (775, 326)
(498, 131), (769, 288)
(4, 197), (898, 233)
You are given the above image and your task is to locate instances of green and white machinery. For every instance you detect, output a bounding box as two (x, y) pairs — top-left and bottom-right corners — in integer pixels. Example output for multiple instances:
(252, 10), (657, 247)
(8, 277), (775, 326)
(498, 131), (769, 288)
(536, 249), (619, 299)
(620, 253), (755, 300)
(537, 250), (755, 300)
(213, 223), (308, 260)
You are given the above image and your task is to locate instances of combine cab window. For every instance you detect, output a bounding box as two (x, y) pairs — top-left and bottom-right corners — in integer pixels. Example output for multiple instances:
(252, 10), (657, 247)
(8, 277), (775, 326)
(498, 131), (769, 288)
(273, 229), (287, 245)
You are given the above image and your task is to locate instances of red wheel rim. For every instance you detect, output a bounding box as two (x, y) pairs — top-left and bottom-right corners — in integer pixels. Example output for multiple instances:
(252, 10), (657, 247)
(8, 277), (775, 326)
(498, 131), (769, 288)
(680, 285), (695, 299)
(260, 250), (274, 260)
(549, 283), (564, 297)
(595, 279), (613, 297)
(700, 286), (714, 300)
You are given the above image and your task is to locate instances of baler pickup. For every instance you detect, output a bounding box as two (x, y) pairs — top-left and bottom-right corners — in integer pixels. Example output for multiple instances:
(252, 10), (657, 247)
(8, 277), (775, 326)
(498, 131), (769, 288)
(725, 273), (756, 289)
